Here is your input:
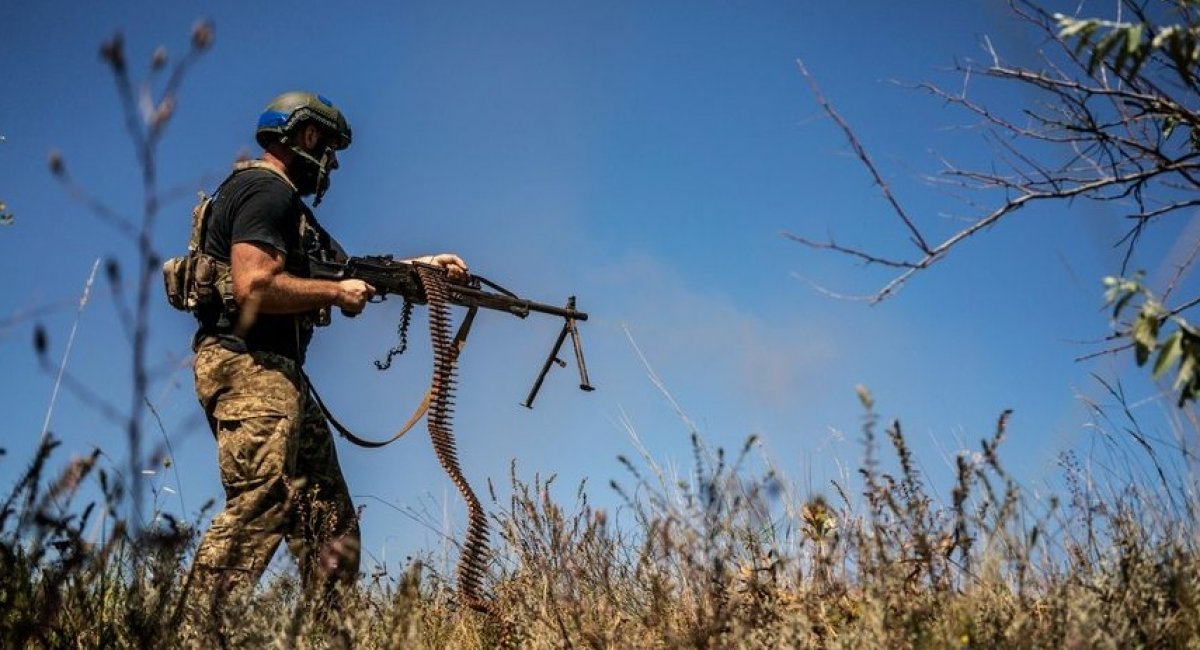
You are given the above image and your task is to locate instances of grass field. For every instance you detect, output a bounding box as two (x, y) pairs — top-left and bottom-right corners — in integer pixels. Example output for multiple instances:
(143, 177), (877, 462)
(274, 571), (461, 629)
(3, 386), (1197, 649)
(7, 14), (1199, 646)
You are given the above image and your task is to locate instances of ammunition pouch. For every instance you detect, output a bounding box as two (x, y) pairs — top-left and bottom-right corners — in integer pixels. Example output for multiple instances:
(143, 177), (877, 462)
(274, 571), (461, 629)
(162, 255), (189, 311)
(162, 251), (235, 313)
(164, 161), (331, 330)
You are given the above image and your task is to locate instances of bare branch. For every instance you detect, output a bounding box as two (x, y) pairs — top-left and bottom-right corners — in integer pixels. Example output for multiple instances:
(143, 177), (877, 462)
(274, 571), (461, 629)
(781, 231), (916, 269)
(1075, 340), (1135, 363)
(789, 272), (876, 302)
(870, 159), (1198, 302)
(793, 3), (1200, 306)
(796, 59), (932, 255)
(1169, 294), (1200, 318)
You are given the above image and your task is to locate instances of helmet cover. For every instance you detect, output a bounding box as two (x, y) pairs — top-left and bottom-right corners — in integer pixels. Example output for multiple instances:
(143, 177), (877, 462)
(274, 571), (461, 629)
(255, 91), (352, 150)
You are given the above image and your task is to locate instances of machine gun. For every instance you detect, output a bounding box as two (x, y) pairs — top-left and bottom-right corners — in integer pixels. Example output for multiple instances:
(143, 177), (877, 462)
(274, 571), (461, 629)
(309, 253), (592, 612)
(309, 254), (593, 407)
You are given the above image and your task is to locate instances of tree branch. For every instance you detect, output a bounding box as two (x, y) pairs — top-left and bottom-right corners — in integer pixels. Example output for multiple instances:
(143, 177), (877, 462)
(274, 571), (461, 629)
(796, 59), (932, 255)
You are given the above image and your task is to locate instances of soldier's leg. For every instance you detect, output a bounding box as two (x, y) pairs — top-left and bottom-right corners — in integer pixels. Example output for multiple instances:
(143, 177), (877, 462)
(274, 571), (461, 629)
(286, 395), (361, 608)
(186, 344), (305, 627)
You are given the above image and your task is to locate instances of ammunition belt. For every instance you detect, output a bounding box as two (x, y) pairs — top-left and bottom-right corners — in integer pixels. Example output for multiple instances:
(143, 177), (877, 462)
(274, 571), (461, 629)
(416, 265), (492, 612)
(307, 266), (493, 614)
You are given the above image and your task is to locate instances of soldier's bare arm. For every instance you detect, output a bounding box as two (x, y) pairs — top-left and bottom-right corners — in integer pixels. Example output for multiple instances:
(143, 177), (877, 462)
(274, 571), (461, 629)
(231, 241), (374, 315)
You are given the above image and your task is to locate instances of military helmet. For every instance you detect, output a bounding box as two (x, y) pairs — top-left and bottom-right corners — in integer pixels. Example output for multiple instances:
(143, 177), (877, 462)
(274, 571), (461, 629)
(255, 92), (352, 150)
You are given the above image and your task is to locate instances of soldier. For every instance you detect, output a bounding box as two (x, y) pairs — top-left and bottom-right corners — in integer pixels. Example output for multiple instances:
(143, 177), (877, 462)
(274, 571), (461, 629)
(183, 92), (467, 634)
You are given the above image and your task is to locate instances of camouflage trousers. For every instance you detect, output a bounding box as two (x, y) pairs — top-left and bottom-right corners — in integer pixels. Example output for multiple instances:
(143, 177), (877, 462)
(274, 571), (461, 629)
(185, 338), (360, 627)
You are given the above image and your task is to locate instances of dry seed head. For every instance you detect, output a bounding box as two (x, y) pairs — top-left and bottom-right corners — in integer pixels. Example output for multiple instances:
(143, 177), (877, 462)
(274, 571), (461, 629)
(47, 149), (64, 176)
(801, 497), (837, 540)
(191, 19), (215, 51)
(99, 32), (126, 72)
(150, 97), (175, 128)
(855, 384), (874, 410)
(104, 258), (121, 285)
(58, 453), (98, 494)
(33, 324), (48, 356)
(151, 46), (168, 71)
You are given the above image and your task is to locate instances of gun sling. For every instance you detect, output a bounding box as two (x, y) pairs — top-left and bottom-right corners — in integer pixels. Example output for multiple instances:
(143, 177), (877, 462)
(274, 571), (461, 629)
(303, 306), (477, 449)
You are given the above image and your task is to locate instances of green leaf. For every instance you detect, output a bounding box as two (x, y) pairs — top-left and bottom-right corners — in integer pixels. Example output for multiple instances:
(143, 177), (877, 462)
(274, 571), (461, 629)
(1125, 25), (1147, 77)
(1132, 311), (1159, 366)
(1153, 330), (1184, 380)
(1174, 352), (1196, 393)
(1112, 290), (1135, 320)
(1151, 25), (1177, 50)
(1103, 274), (1147, 319)
(1068, 22), (1102, 56)
(1131, 301), (1164, 366)
(1179, 362), (1200, 407)
(1057, 15), (1089, 38)
(1112, 29), (1133, 75)
(1126, 24), (1144, 54)
(1185, 375), (1200, 406)
(1090, 31), (1121, 74)
(1163, 117), (1178, 140)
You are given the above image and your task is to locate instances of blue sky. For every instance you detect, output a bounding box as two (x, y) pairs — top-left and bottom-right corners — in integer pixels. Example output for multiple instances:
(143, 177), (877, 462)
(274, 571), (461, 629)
(1, 1), (1194, 573)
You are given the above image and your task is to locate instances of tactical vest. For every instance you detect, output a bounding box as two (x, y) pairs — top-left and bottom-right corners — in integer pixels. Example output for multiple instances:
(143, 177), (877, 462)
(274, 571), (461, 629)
(162, 161), (330, 327)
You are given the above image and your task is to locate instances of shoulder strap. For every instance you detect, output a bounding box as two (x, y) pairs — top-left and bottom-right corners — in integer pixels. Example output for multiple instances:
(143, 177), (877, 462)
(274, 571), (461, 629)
(186, 192), (214, 254)
(231, 159), (298, 192)
(188, 160), (299, 255)
(233, 159), (320, 249)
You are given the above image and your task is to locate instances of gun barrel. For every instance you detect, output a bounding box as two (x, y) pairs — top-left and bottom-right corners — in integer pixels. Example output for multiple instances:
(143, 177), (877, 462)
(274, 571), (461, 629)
(450, 285), (588, 321)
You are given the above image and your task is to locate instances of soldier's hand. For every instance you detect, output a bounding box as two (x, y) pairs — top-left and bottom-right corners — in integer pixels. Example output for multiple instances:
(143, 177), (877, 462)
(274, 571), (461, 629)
(336, 279), (375, 315)
(424, 253), (469, 281)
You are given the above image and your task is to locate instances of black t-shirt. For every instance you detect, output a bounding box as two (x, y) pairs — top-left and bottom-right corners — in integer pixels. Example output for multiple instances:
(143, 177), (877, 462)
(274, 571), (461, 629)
(198, 167), (339, 361)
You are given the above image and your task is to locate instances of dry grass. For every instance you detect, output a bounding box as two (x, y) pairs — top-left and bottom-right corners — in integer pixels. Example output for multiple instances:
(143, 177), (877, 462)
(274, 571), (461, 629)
(3, 387), (1199, 649)
(17, 12), (1200, 650)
